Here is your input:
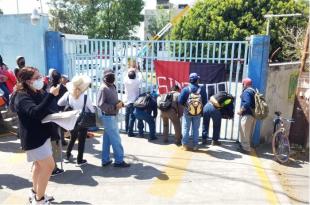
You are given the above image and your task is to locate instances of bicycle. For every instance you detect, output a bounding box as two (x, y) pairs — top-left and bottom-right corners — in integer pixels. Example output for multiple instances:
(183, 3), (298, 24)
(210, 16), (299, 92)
(272, 111), (295, 163)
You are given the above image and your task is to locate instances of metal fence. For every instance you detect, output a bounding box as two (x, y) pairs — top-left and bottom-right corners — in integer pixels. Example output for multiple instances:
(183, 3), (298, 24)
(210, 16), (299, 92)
(63, 39), (249, 140)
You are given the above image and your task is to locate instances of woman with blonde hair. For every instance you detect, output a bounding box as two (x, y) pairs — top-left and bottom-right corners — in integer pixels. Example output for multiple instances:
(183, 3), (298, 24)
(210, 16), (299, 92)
(13, 67), (59, 205)
(58, 75), (94, 166)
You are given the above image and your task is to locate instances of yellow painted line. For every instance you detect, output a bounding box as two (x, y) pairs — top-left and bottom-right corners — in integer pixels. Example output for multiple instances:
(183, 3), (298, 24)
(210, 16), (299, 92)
(148, 147), (193, 198)
(2, 193), (26, 204)
(250, 151), (279, 205)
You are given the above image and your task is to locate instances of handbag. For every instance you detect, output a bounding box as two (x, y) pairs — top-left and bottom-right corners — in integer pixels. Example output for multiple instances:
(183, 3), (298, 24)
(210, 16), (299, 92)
(75, 95), (96, 129)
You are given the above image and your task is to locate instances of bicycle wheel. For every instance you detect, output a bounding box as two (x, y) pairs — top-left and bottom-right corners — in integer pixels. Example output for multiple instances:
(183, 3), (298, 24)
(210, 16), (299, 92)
(272, 130), (290, 163)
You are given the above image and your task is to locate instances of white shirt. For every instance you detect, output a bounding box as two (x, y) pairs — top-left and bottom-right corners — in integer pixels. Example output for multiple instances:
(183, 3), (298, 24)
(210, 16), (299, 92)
(58, 91), (95, 113)
(124, 75), (142, 105)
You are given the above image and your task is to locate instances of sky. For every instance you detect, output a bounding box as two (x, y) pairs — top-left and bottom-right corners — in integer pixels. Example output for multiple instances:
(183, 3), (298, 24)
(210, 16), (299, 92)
(0, 0), (194, 39)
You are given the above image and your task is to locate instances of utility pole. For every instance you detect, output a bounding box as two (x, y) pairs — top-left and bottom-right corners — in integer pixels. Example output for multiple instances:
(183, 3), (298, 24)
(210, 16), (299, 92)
(16, 0), (19, 14)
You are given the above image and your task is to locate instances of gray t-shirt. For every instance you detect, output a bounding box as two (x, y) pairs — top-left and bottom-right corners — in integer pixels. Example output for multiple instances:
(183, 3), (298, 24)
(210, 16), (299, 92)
(97, 83), (118, 115)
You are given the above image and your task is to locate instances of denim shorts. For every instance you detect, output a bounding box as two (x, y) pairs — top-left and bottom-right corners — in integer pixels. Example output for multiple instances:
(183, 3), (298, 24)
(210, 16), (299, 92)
(26, 138), (53, 162)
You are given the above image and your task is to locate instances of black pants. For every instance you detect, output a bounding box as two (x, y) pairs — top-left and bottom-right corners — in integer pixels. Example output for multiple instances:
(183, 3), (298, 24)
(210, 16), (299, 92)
(67, 127), (87, 163)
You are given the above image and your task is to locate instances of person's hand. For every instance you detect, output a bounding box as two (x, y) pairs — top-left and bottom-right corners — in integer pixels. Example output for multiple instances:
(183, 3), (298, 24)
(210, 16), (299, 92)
(116, 101), (124, 110)
(50, 84), (60, 96)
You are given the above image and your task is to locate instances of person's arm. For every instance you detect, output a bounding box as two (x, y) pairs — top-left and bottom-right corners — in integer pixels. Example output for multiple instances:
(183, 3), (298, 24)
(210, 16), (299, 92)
(57, 91), (69, 107)
(97, 87), (116, 113)
(200, 86), (207, 106)
(17, 92), (55, 120)
(178, 87), (189, 106)
(238, 91), (252, 115)
(152, 98), (157, 118)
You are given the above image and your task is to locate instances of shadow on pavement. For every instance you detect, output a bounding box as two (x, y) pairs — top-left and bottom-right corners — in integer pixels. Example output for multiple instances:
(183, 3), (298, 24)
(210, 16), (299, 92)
(53, 201), (91, 204)
(0, 174), (31, 190)
(199, 149), (242, 160)
(50, 162), (168, 186)
(255, 144), (304, 168)
(0, 136), (21, 153)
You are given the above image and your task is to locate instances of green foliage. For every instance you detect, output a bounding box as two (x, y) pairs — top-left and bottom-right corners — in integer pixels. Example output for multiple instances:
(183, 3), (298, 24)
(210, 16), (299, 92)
(49, 0), (144, 39)
(171, 0), (308, 61)
(146, 6), (170, 39)
(0, 8), (3, 15)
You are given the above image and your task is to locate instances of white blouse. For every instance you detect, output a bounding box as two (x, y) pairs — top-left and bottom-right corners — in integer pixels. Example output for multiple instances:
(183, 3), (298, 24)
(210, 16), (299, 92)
(57, 91), (95, 113)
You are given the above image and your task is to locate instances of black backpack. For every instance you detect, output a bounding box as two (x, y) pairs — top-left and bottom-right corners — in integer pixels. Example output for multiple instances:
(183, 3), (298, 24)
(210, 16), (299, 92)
(158, 92), (173, 111)
(134, 92), (151, 109)
(210, 91), (235, 119)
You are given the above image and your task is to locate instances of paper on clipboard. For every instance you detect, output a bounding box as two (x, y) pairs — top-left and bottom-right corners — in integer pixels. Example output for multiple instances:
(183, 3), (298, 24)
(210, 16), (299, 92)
(42, 110), (80, 130)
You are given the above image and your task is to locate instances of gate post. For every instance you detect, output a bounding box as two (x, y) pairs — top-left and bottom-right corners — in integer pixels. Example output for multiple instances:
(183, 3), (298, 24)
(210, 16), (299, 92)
(45, 31), (64, 75)
(248, 35), (270, 146)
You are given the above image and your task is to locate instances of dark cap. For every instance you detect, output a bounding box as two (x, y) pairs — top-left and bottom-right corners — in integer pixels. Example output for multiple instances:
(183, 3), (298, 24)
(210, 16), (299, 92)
(103, 69), (114, 76)
(189, 73), (200, 83)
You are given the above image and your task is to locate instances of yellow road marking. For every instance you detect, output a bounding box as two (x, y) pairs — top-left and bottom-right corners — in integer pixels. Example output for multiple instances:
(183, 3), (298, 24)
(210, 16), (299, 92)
(250, 151), (279, 205)
(148, 147), (193, 198)
(2, 193), (25, 204)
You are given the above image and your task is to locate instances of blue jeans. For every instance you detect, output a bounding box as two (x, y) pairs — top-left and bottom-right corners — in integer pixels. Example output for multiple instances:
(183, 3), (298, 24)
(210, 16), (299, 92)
(182, 113), (201, 146)
(202, 102), (222, 141)
(133, 108), (155, 139)
(100, 115), (124, 164)
(126, 103), (144, 135)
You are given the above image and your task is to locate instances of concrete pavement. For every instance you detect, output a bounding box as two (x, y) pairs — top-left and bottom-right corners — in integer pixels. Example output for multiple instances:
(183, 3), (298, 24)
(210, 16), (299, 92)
(0, 133), (309, 204)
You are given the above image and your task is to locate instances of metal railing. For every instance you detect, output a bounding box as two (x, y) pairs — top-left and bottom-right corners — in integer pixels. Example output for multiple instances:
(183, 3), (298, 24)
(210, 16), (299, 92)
(63, 39), (249, 140)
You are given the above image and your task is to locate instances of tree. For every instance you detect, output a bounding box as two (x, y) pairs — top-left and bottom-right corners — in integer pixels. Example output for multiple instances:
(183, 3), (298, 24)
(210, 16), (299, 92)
(49, 0), (144, 39)
(95, 0), (144, 39)
(170, 0), (308, 61)
(0, 8), (3, 15)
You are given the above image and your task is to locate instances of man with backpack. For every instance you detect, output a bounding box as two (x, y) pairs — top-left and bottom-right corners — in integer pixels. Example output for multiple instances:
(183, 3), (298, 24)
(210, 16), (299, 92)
(178, 73), (207, 151)
(202, 91), (235, 146)
(237, 78), (256, 153)
(157, 85), (183, 145)
(133, 92), (158, 141)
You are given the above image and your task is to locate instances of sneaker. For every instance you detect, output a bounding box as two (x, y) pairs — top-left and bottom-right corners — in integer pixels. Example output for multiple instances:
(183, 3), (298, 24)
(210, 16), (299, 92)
(114, 161), (130, 168)
(31, 196), (51, 205)
(102, 160), (113, 167)
(211, 140), (222, 146)
(76, 159), (87, 167)
(138, 134), (144, 138)
(201, 138), (207, 145)
(175, 140), (182, 146)
(193, 146), (199, 151)
(64, 153), (73, 163)
(51, 168), (64, 177)
(29, 190), (54, 203)
(148, 136), (158, 141)
(128, 133), (136, 137)
(181, 145), (190, 151)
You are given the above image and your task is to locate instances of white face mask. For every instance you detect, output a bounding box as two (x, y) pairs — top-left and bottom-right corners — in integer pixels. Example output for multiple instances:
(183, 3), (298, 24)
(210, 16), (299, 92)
(32, 79), (44, 90)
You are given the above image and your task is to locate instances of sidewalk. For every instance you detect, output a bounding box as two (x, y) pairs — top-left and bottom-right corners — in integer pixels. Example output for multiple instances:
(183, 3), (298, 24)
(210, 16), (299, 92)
(0, 134), (308, 204)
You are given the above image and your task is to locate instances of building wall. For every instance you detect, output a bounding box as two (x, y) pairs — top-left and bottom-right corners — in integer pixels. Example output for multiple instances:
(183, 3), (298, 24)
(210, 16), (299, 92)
(0, 14), (48, 74)
(260, 62), (300, 143)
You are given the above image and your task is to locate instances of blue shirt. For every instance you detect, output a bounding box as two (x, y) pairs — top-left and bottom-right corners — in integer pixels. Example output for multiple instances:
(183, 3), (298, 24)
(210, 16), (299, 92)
(240, 87), (255, 116)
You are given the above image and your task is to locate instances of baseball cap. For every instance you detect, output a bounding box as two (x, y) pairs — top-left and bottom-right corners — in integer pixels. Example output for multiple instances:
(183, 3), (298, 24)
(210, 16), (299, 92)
(189, 73), (200, 82)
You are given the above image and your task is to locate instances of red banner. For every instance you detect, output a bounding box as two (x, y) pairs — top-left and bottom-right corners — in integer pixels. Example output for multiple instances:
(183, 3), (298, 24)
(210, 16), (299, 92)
(154, 60), (190, 94)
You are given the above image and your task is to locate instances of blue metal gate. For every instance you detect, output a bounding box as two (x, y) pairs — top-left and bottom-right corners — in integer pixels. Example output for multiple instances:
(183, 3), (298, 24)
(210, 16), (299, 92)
(63, 38), (249, 140)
